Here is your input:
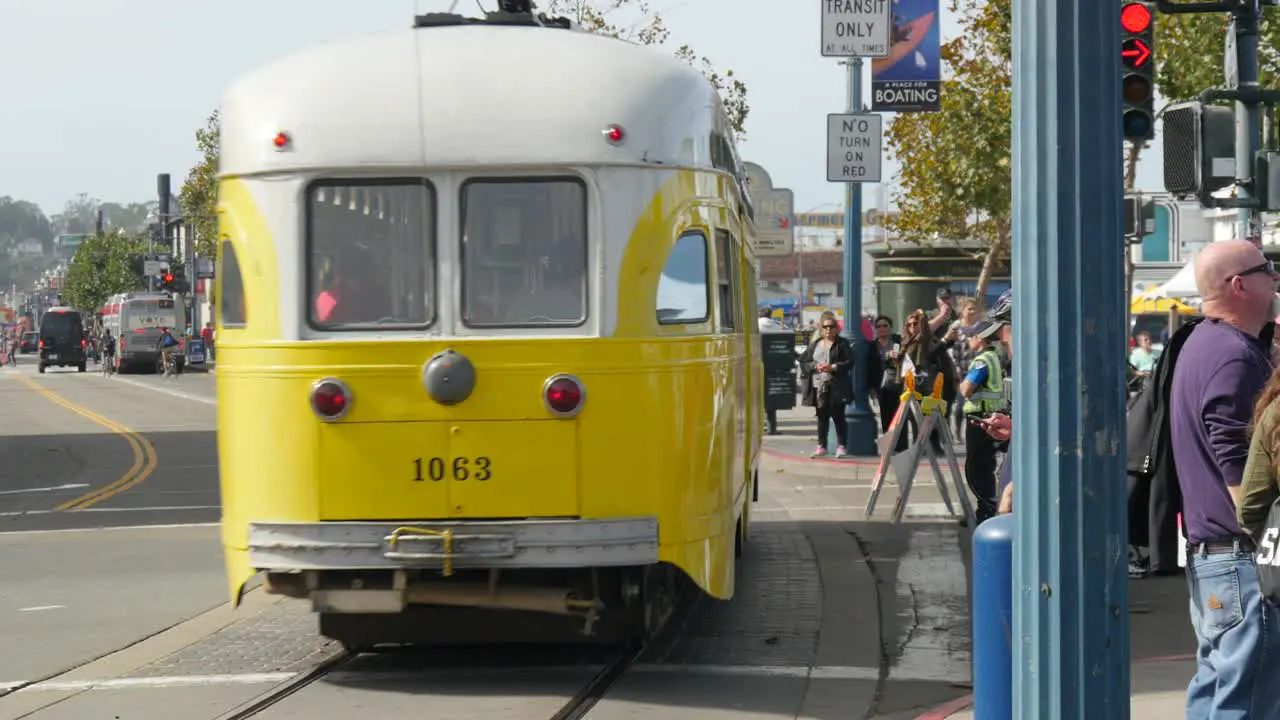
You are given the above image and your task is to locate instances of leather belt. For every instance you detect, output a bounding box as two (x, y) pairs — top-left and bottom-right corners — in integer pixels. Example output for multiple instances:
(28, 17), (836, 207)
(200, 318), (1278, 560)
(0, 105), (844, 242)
(1188, 536), (1256, 555)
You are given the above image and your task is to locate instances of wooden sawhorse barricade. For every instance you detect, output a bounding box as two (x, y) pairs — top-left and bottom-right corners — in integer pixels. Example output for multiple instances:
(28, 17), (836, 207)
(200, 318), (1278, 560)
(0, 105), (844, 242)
(864, 373), (975, 526)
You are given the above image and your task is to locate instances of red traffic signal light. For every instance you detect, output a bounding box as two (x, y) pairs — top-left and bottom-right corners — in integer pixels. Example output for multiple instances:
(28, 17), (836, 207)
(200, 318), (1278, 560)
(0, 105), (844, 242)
(161, 273), (174, 286)
(1121, 3), (1151, 33)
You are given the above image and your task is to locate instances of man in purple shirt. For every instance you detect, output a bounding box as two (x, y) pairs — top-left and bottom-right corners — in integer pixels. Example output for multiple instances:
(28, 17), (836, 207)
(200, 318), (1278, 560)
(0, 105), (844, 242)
(1170, 239), (1280, 719)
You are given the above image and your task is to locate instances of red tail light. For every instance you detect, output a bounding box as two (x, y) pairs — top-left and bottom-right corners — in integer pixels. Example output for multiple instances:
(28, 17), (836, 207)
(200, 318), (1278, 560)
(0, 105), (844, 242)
(81, 339), (86, 348)
(310, 378), (352, 421)
(543, 374), (586, 418)
(37, 339), (42, 350)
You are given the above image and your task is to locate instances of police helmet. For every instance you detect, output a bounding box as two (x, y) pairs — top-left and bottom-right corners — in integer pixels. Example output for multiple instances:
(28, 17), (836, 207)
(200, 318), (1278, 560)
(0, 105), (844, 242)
(990, 288), (1012, 323)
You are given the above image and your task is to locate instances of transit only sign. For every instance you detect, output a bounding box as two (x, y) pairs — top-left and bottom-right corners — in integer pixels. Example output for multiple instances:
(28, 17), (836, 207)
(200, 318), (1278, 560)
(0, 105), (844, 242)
(826, 113), (883, 183)
(821, 0), (891, 58)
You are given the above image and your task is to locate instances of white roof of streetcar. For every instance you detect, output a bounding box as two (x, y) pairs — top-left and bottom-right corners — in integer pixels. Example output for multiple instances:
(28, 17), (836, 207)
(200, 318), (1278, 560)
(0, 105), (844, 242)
(218, 15), (743, 179)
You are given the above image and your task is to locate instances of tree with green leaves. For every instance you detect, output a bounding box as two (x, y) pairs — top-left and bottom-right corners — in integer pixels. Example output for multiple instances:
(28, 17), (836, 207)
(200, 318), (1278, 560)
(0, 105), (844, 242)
(540, 0), (749, 136)
(883, 0), (1011, 305)
(61, 229), (148, 313)
(179, 110), (220, 259)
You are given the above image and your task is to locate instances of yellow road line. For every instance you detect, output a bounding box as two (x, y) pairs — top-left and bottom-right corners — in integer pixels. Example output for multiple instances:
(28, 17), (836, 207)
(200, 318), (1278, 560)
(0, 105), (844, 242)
(16, 375), (159, 511)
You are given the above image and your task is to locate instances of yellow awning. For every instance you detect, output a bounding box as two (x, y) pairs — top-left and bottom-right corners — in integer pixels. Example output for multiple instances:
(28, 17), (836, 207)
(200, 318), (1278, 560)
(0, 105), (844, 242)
(1131, 289), (1198, 316)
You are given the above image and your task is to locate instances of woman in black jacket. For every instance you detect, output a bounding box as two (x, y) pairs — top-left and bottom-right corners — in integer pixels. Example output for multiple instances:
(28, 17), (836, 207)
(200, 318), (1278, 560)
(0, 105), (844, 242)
(900, 308), (958, 453)
(798, 310), (854, 458)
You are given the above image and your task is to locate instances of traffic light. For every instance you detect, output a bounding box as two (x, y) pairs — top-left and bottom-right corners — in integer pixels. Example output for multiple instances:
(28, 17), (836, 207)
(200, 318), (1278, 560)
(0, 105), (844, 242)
(1120, 2), (1155, 141)
(1163, 100), (1235, 200)
(1123, 195), (1156, 242)
(170, 266), (189, 294)
(159, 272), (175, 291)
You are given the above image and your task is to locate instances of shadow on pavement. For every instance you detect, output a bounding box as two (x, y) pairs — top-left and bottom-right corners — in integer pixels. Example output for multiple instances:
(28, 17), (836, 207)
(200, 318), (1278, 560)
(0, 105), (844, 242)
(0, 429), (219, 532)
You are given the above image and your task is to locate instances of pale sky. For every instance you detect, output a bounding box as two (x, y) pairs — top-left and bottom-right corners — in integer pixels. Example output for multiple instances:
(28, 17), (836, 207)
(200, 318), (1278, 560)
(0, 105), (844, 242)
(0, 0), (1164, 218)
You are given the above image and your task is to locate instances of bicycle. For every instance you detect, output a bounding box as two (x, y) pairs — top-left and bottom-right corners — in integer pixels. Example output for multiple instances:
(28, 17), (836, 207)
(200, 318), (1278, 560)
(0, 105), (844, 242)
(161, 349), (178, 377)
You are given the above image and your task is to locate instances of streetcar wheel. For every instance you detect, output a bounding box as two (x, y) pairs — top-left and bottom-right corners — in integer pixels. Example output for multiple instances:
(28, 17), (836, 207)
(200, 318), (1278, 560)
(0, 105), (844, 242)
(639, 564), (679, 642)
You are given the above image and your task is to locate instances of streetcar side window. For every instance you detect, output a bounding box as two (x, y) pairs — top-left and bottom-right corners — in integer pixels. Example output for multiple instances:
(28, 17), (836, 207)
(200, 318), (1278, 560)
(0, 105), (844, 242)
(715, 229), (739, 331)
(459, 178), (588, 328)
(656, 231), (710, 324)
(219, 239), (247, 328)
(305, 180), (436, 330)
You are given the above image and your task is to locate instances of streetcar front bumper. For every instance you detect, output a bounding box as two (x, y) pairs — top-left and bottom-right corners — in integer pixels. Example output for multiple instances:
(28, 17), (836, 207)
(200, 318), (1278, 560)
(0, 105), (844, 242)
(248, 517), (659, 572)
(248, 518), (660, 615)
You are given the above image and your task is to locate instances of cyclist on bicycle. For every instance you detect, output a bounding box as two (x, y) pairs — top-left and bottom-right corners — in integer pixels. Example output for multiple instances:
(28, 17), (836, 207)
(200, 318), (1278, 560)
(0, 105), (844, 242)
(158, 327), (179, 375)
(101, 328), (116, 373)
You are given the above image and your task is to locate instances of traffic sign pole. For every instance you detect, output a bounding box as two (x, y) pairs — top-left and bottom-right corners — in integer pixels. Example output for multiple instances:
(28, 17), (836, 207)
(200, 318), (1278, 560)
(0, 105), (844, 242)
(839, 57), (877, 457)
(821, 0), (889, 457)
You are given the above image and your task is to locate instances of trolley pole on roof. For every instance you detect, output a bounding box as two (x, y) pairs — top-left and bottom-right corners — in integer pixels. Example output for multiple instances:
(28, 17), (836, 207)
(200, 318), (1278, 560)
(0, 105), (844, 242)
(1010, 0), (1129, 714)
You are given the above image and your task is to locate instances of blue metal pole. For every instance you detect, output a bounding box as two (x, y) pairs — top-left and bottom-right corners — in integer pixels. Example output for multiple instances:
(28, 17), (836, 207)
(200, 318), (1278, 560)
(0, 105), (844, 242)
(841, 56), (877, 457)
(1010, 0), (1130, 715)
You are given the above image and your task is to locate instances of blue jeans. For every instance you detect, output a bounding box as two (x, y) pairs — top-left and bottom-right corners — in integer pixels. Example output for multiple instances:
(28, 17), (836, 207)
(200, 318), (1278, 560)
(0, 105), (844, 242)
(1185, 543), (1280, 719)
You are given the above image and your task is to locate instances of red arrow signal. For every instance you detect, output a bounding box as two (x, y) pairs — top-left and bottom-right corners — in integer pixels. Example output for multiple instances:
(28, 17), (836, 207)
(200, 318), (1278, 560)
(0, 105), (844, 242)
(777, 217), (791, 229)
(1121, 38), (1151, 69)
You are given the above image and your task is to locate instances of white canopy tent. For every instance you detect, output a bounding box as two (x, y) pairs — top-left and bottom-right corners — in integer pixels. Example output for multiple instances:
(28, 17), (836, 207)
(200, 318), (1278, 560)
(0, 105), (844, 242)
(1150, 255), (1199, 299)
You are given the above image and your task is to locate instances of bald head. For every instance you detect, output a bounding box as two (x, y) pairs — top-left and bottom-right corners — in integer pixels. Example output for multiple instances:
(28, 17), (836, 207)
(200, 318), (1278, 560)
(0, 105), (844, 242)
(1196, 239), (1276, 334)
(1196, 240), (1264, 301)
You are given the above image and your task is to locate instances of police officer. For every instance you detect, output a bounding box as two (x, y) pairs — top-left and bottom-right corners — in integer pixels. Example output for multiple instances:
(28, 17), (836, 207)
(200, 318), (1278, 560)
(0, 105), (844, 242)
(958, 315), (1007, 523)
(982, 290), (1015, 513)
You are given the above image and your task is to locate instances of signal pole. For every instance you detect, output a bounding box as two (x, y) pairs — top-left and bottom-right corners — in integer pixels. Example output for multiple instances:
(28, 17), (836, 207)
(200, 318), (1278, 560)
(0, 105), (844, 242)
(1231, 1), (1263, 244)
(1011, 0), (1129, 715)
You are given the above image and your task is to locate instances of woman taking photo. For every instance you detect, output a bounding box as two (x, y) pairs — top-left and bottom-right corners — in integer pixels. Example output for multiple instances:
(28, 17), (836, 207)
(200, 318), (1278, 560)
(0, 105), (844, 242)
(900, 308), (959, 453)
(874, 315), (908, 452)
(799, 311), (854, 458)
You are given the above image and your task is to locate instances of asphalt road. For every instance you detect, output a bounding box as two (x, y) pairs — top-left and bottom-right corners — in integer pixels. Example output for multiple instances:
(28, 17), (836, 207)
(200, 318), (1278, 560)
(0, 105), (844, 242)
(0, 354), (218, 532)
(0, 353), (226, 690)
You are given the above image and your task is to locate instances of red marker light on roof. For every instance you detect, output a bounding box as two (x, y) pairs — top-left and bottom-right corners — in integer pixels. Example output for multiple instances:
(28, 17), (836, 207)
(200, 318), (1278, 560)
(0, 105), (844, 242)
(272, 131), (292, 151)
(602, 125), (625, 145)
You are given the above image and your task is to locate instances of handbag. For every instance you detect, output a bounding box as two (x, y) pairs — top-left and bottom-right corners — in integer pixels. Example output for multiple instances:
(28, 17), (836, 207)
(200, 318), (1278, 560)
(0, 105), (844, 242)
(1255, 496), (1280, 605)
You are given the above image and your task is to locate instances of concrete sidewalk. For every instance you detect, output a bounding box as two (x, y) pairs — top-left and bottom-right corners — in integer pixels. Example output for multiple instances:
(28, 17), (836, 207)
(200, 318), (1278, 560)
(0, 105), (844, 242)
(918, 549), (1195, 718)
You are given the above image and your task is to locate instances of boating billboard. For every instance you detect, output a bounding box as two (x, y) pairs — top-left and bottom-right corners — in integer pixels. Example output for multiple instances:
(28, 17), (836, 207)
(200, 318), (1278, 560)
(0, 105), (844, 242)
(870, 0), (941, 112)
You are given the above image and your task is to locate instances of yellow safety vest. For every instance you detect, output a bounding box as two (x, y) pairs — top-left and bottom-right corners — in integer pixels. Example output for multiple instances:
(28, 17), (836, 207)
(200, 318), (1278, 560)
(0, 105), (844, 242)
(963, 348), (1007, 414)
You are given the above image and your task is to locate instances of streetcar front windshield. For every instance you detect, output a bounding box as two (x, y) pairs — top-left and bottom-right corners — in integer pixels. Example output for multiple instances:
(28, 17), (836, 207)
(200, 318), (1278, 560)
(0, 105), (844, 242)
(306, 180), (437, 330)
(123, 299), (180, 332)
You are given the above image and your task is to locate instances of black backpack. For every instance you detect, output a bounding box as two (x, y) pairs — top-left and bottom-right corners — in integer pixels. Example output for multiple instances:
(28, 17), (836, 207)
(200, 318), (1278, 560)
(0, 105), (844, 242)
(1126, 317), (1203, 573)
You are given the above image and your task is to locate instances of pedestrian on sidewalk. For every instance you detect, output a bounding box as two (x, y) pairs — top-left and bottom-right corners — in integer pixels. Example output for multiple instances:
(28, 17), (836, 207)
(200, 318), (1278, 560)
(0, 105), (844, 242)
(1169, 239), (1280, 720)
(799, 310), (852, 458)
(900, 308), (958, 454)
(957, 319), (1006, 524)
(872, 315), (908, 452)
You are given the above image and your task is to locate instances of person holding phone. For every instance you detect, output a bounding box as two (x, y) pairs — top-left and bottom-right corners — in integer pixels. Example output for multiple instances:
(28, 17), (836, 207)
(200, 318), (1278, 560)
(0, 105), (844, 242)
(958, 319), (1007, 523)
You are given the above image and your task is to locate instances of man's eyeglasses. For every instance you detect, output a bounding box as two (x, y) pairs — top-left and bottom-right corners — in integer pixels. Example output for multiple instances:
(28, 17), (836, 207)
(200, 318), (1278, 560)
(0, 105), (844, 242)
(821, 324), (836, 330)
(1232, 260), (1276, 281)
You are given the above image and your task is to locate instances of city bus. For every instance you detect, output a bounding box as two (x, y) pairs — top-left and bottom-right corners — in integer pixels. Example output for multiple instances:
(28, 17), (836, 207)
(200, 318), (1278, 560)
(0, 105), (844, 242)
(100, 291), (185, 373)
(215, 5), (763, 649)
